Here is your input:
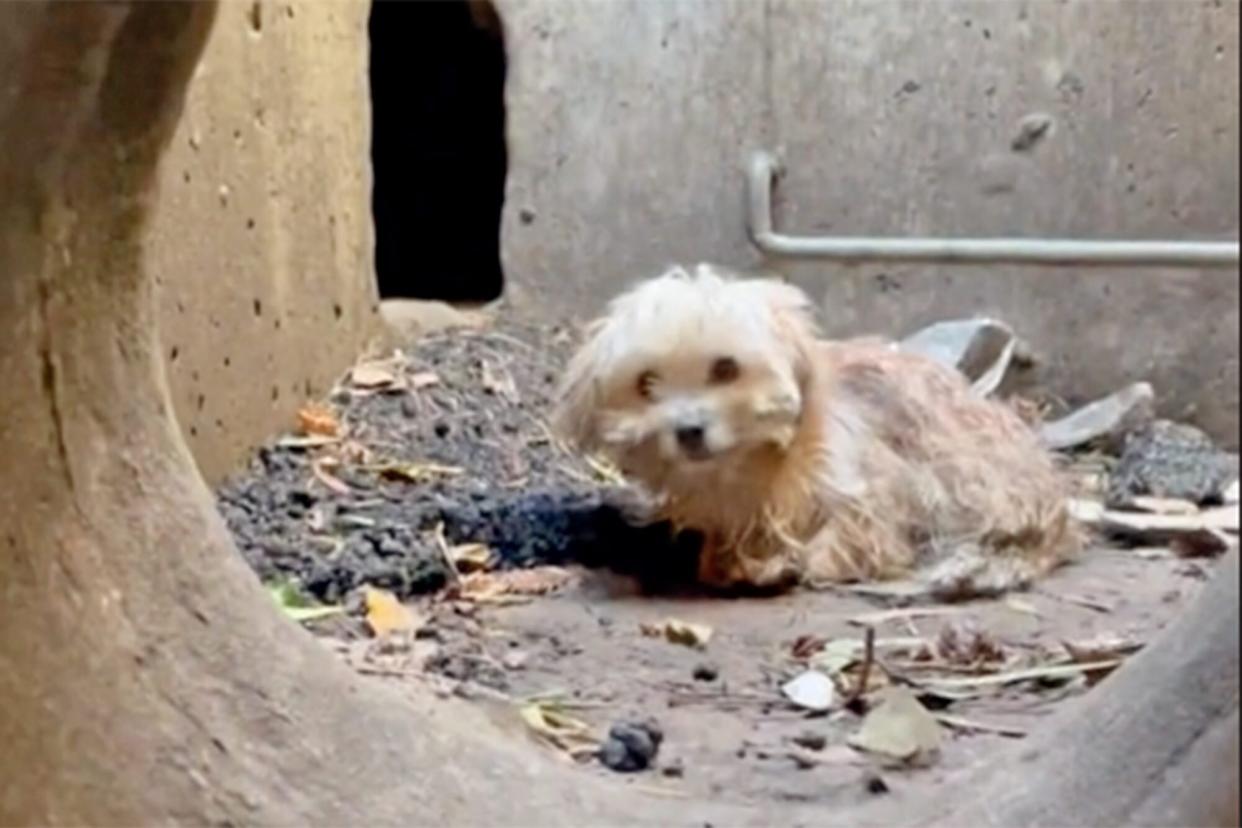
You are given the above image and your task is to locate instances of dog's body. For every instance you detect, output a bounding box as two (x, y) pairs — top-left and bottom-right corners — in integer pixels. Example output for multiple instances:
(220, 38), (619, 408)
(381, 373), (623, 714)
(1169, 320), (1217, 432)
(554, 265), (1080, 597)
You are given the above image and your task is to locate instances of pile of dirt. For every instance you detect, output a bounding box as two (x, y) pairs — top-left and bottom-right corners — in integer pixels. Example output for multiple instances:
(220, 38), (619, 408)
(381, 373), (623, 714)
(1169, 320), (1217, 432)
(217, 322), (697, 605)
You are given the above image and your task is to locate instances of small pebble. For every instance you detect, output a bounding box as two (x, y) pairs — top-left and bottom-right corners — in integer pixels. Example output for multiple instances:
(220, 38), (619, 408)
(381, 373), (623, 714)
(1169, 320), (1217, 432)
(864, 772), (890, 795)
(661, 760), (685, 778)
(692, 663), (719, 682)
(792, 731), (827, 752)
(789, 748), (819, 770)
(598, 738), (633, 771)
(598, 718), (663, 773)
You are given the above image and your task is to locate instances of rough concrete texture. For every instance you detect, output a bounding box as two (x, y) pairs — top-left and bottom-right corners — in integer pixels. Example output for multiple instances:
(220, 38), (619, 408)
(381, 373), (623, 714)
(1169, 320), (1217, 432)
(147, 0), (382, 484)
(498, 0), (1240, 444)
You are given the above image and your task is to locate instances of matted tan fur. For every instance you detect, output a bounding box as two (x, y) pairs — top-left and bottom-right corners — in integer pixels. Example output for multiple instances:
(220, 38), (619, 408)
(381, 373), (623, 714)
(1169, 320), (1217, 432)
(553, 264), (1081, 597)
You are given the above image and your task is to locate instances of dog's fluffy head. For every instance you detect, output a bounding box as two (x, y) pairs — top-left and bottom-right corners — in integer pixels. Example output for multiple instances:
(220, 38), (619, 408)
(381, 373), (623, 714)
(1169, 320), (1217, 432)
(554, 264), (820, 481)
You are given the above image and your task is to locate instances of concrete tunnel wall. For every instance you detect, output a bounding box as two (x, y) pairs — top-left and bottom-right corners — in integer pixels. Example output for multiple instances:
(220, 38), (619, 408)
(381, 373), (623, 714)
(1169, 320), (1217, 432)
(147, 0), (383, 484)
(151, 0), (1240, 484)
(497, 0), (1240, 444)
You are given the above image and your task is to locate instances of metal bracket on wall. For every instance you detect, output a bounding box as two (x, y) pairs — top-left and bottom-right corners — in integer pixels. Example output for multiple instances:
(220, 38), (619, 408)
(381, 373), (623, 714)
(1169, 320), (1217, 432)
(746, 151), (1241, 268)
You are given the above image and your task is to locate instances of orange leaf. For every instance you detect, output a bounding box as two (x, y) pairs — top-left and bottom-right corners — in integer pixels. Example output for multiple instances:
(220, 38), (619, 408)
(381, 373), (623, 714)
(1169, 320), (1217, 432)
(297, 403), (340, 437)
(364, 586), (420, 637)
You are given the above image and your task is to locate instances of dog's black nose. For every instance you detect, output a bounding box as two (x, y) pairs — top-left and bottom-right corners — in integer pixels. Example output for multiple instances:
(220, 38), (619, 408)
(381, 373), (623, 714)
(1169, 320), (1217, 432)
(675, 425), (706, 451)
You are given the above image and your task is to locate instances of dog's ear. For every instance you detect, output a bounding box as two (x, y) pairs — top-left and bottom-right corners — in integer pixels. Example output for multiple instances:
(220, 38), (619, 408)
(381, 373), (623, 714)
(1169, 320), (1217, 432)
(552, 317), (609, 452)
(743, 278), (820, 388)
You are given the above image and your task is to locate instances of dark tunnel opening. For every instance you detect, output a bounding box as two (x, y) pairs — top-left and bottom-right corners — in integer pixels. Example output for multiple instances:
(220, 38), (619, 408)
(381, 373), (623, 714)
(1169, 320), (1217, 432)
(369, 0), (507, 303)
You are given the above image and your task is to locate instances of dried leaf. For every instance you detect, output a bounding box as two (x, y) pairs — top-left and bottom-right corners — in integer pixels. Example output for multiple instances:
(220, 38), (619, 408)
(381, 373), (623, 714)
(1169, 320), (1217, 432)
(781, 670), (836, 712)
(297, 403), (340, 437)
(377, 462), (464, 484)
(640, 618), (714, 649)
(935, 621), (1005, 667)
(364, 586), (420, 637)
(459, 566), (576, 602)
(848, 687), (943, 767)
(810, 639), (862, 677)
(448, 543), (494, 573)
(350, 361), (398, 389)
(790, 634), (827, 660)
(519, 700), (598, 758)
(267, 581), (345, 623)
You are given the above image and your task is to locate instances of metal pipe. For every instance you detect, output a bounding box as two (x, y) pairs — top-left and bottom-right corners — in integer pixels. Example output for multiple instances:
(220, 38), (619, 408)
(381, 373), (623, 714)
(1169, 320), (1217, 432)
(746, 151), (1241, 268)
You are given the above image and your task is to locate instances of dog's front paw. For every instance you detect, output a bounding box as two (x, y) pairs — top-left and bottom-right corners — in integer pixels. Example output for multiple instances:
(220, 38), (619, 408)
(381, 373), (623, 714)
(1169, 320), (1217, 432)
(698, 543), (800, 592)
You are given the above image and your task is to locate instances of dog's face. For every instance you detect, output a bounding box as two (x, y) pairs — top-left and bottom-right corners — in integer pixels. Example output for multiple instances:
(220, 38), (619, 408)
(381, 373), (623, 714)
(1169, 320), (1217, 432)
(554, 265), (819, 480)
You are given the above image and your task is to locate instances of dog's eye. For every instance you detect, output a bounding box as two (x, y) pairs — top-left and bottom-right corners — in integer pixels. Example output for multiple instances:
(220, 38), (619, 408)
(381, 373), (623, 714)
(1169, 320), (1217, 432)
(636, 370), (659, 399)
(708, 356), (741, 384)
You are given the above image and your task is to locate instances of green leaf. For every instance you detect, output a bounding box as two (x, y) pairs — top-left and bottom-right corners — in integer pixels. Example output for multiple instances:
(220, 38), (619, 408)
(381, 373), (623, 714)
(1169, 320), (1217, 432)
(267, 580), (345, 623)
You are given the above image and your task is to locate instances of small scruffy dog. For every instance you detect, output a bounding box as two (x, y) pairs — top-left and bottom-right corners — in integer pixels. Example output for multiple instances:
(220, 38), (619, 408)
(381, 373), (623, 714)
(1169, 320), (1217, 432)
(553, 264), (1080, 597)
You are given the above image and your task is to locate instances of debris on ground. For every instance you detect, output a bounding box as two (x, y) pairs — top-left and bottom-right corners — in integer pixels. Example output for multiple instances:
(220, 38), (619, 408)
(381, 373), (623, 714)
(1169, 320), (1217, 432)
(219, 315), (1226, 805)
(598, 718), (664, 772)
(364, 586), (421, 637)
(848, 687), (943, 767)
(791, 730), (828, 752)
(660, 759), (686, 778)
(640, 618), (714, 649)
(863, 771), (891, 795)
(1061, 634), (1144, 686)
(348, 358), (402, 391)
(908, 658), (1127, 696)
(781, 670), (836, 713)
(692, 663), (719, 682)
(519, 698), (599, 760)
(1036, 382), (1155, 452)
(218, 323), (692, 606)
(1071, 498), (1238, 557)
(267, 580), (345, 623)
(296, 402), (342, 438)
(458, 565), (577, 603)
(1108, 420), (1239, 506)
(932, 713), (1027, 738)
(933, 621), (1006, 669)
(897, 317), (1022, 397)
(446, 542), (495, 573)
